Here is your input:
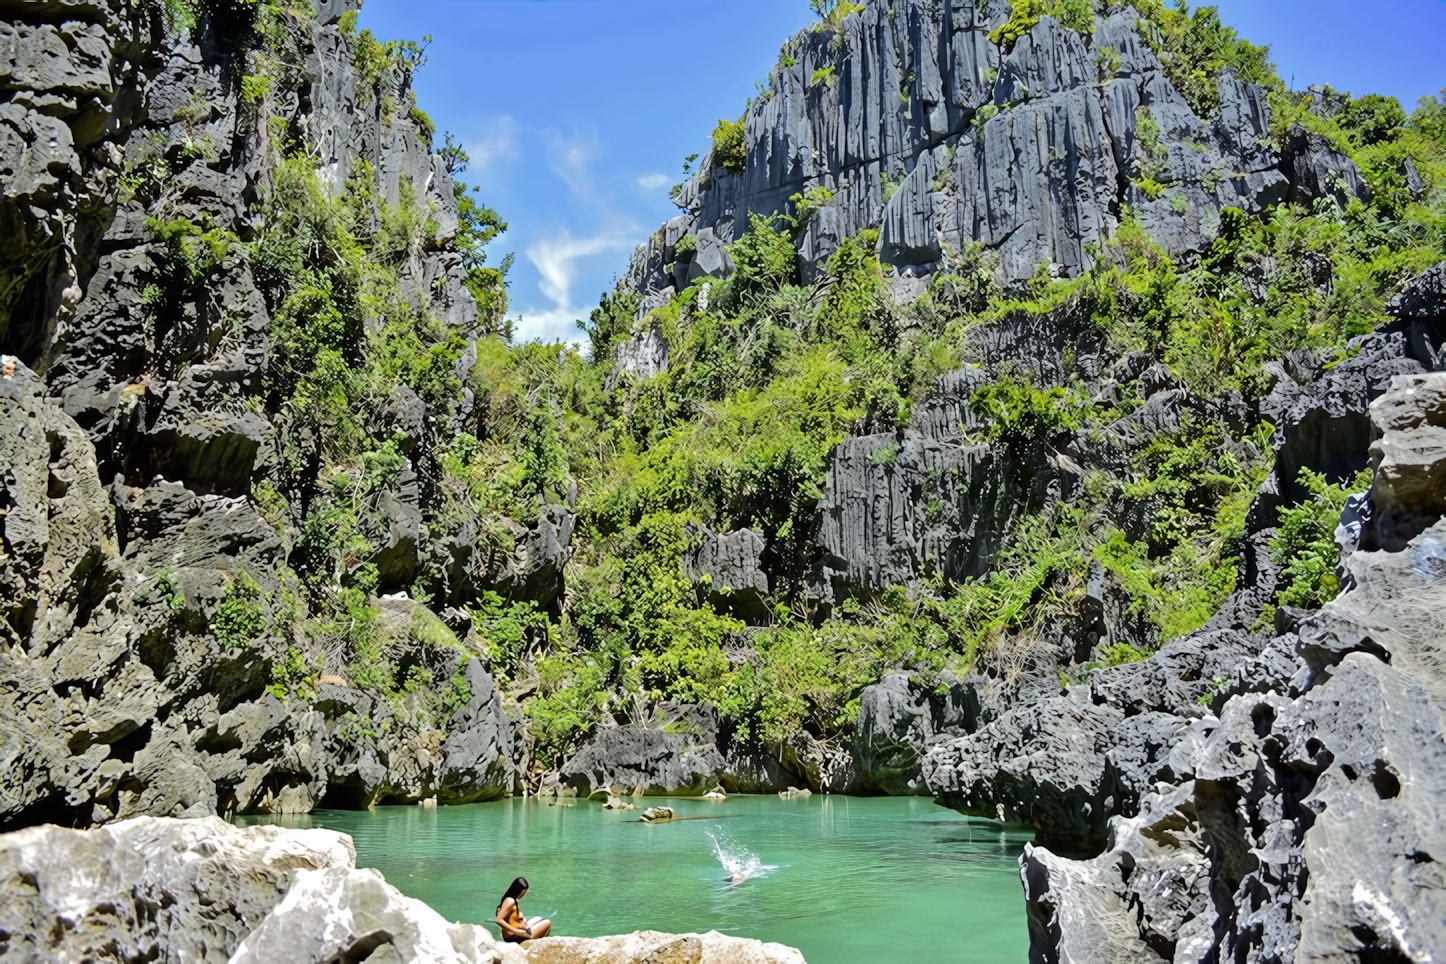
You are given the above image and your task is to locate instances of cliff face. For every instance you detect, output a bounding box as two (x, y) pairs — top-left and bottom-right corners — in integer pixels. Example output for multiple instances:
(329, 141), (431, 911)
(0, 0), (552, 828)
(923, 272), (1446, 962)
(625, 0), (1344, 305)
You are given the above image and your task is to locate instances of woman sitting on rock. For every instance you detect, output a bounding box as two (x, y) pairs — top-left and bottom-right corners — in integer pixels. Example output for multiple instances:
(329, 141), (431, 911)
(496, 877), (551, 943)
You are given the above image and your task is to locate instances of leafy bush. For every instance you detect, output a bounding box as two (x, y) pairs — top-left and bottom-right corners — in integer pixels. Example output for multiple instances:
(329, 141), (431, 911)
(990, 0), (1094, 47)
(728, 212), (799, 296)
(1127, 1), (1279, 116)
(1270, 468), (1373, 610)
(969, 372), (1084, 447)
(712, 117), (747, 174)
(213, 571), (265, 649)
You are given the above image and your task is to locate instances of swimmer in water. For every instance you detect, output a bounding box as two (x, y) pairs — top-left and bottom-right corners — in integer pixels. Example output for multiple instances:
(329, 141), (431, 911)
(495, 877), (551, 943)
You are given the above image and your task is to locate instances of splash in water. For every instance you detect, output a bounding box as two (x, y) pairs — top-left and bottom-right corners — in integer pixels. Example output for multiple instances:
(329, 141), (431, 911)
(707, 830), (775, 886)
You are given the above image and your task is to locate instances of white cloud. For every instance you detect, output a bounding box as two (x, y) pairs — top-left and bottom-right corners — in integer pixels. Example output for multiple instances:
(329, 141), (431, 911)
(515, 229), (636, 343)
(510, 304), (591, 345)
(543, 129), (601, 202)
(528, 231), (631, 308)
(465, 116), (521, 174)
(637, 173), (670, 190)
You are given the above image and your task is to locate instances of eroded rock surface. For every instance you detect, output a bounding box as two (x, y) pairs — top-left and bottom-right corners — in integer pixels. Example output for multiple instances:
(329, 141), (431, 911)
(952, 367), (1446, 961)
(628, 1), (1334, 300)
(524, 931), (805, 964)
(559, 706), (727, 798)
(0, 0), (544, 827)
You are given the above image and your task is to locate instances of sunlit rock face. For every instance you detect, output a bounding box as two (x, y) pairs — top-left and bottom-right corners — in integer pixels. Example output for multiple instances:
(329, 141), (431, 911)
(626, 0), (1321, 302)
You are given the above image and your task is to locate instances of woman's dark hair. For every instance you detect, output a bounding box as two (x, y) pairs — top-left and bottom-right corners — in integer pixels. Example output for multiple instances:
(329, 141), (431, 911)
(503, 877), (529, 901)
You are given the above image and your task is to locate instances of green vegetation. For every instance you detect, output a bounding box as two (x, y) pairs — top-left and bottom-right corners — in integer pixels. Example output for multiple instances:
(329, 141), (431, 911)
(134, 2), (1446, 776)
(809, 0), (864, 33)
(712, 117), (748, 174)
(990, 0), (1095, 47)
(213, 571), (265, 650)
(1127, 1), (1279, 115)
(1268, 468), (1374, 613)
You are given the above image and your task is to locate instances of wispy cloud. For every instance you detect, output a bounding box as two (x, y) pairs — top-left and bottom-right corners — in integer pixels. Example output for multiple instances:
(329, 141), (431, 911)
(518, 230), (635, 343)
(465, 116), (521, 175)
(637, 173), (670, 190)
(543, 128), (602, 203)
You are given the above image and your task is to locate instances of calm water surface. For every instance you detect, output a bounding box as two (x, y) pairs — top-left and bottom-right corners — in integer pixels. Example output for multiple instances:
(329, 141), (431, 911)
(240, 794), (1030, 963)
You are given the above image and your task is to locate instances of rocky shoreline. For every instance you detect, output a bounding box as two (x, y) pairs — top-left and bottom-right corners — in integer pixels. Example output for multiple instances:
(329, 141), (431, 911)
(930, 363), (1446, 960)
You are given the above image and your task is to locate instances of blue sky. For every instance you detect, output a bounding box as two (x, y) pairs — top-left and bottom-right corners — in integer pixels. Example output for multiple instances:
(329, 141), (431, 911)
(356, 0), (1446, 345)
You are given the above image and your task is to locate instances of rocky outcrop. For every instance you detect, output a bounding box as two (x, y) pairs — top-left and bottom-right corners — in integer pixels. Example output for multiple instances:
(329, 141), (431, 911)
(627, 1), (1330, 302)
(0, 816), (807, 963)
(851, 672), (972, 796)
(812, 361), (1015, 603)
(684, 525), (770, 624)
(559, 705), (726, 797)
(975, 369), (1446, 961)
(525, 931), (805, 964)
(0, 815), (514, 964)
(1280, 123), (1374, 209)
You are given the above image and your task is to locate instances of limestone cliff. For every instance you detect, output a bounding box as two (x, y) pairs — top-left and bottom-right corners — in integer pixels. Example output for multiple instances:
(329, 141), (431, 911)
(0, 0), (553, 828)
(627, 0), (1355, 305)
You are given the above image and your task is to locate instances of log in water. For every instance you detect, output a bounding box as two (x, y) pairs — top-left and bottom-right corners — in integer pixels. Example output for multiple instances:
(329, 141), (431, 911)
(238, 794), (1030, 962)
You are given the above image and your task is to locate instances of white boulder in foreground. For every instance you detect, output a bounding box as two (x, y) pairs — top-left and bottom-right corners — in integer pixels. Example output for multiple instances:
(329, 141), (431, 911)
(525, 931), (806, 964)
(0, 816), (807, 963)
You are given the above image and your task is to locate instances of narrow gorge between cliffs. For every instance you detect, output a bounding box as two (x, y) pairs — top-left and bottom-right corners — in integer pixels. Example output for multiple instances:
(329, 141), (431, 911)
(1, 0), (1444, 961)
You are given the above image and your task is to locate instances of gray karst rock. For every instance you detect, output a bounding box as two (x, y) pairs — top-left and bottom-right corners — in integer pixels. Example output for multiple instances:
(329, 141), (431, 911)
(684, 525), (771, 624)
(437, 659), (520, 805)
(626, 2), (1333, 302)
(851, 672), (973, 796)
(1257, 322), (1439, 514)
(812, 361), (1014, 603)
(1280, 123), (1375, 209)
(991, 351), (1446, 962)
(0, 0), (555, 827)
(559, 704), (727, 797)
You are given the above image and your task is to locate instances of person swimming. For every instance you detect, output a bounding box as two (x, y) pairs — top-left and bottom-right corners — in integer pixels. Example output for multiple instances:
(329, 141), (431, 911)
(495, 877), (551, 943)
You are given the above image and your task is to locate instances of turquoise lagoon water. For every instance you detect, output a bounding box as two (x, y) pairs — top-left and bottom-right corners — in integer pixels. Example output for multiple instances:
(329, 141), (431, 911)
(239, 794), (1030, 963)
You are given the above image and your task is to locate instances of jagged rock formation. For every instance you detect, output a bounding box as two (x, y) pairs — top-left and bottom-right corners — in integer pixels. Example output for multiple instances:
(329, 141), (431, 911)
(0, 816), (807, 963)
(0, 0), (559, 827)
(812, 372), (1002, 599)
(929, 358), (1446, 961)
(925, 628), (1261, 848)
(684, 525), (771, 624)
(627, 0), (1358, 302)
(558, 704), (727, 797)
(851, 672), (972, 795)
